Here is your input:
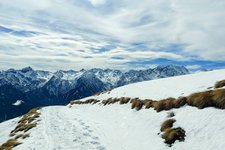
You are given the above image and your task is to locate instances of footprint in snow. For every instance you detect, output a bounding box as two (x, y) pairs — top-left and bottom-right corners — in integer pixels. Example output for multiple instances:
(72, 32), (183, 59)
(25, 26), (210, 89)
(83, 132), (91, 136)
(92, 136), (99, 140)
(97, 146), (106, 150)
(89, 141), (100, 145)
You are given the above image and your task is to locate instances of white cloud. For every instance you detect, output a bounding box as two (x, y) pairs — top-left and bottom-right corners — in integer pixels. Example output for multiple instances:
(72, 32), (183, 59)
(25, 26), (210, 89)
(88, 0), (107, 6)
(0, 0), (224, 70)
(186, 65), (202, 70)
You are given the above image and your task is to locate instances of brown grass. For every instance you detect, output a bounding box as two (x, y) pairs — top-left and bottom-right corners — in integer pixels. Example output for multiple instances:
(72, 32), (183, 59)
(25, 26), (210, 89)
(70, 100), (82, 105)
(71, 88), (225, 114)
(152, 100), (166, 112)
(119, 97), (130, 104)
(160, 119), (176, 132)
(185, 88), (225, 109)
(10, 107), (40, 136)
(130, 98), (139, 104)
(93, 99), (100, 104)
(153, 98), (173, 112)
(0, 139), (22, 150)
(174, 97), (187, 108)
(12, 123), (37, 133)
(14, 134), (23, 139)
(112, 98), (120, 104)
(131, 99), (144, 111)
(22, 134), (30, 139)
(70, 99), (100, 105)
(152, 97), (187, 112)
(211, 89), (225, 109)
(106, 98), (113, 105)
(187, 90), (213, 109)
(215, 79), (225, 88)
(162, 127), (186, 146)
(83, 99), (99, 104)
(102, 98), (123, 105)
(3, 108), (41, 149)
(164, 98), (177, 110)
(143, 99), (154, 109)
(102, 100), (109, 106)
(14, 134), (30, 140)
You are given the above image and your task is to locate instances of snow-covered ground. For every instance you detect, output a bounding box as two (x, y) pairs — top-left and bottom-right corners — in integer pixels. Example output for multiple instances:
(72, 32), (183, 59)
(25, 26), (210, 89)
(85, 69), (225, 101)
(1, 69), (225, 150)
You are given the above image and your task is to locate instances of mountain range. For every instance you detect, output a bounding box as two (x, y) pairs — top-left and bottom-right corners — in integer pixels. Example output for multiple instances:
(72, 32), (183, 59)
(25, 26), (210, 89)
(0, 65), (189, 122)
(1, 68), (225, 149)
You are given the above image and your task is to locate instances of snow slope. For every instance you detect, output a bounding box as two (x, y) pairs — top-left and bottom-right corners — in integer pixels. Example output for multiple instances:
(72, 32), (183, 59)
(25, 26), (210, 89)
(1, 69), (225, 150)
(86, 69), (225, 101)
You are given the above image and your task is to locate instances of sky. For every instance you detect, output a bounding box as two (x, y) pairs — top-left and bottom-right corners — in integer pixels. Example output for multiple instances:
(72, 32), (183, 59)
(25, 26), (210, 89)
(0, 0), (225, 71)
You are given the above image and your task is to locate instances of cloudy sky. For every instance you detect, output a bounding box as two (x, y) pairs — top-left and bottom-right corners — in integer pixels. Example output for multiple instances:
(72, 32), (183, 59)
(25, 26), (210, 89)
(0, 0), (225, 71)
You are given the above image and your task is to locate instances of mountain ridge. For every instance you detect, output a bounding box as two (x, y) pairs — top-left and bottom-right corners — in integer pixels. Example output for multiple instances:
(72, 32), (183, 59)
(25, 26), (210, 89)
(0, 65), (189, 122)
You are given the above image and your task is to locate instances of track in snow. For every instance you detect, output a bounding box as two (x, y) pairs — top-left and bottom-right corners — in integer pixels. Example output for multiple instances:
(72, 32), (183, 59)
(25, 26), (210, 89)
(35, 107), (106, 150)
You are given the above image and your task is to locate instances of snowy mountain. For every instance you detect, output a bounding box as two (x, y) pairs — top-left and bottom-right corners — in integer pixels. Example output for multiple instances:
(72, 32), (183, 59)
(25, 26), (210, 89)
(0, 67), (53, 92)
(0, 65), (189, 122)
(0, 69), (225, 150)
(0, 65), (188, 94)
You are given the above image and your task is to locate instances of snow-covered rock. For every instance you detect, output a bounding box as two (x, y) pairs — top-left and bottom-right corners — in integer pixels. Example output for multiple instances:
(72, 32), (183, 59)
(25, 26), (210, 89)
(12, 100), (24, 106)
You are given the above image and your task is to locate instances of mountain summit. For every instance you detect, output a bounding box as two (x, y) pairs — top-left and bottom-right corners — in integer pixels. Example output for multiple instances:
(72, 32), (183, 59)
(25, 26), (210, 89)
(0, 65), (189, 122)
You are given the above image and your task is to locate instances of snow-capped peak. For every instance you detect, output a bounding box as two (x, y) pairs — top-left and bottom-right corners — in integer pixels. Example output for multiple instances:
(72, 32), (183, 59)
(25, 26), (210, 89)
(1, 68), (225, 150)
(20, 66), (33, 73)
(0, 65), (189, 93)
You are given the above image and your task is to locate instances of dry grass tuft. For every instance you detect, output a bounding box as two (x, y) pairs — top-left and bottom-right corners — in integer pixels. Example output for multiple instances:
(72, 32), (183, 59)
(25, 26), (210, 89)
(131, 99), (144, 111)
(2, 108), (40, 149)
(106, 98), (113, 105)
(186, 88), (225, 109)
(0, 139), (22, 150)
(162, 127), (186, 146)
(153, 97), (187, 112)
(70, 99), (100, 105)
(215, 79), (225, 89)
(143, 99), (155, 109)
(152, 101), (164, 112)
(12, 122), (37, 134)
(112, 98), (120, 104)
(93, 99), (100, 104)
(14, 134), (30, 140)
(102, 98), (121, 105)
(160, 119), (176, 132)
(21, 134), (30, 139)
(211, 89), (225, 109)
(119, 97), (130, 104)
(187, 90), (213, 109)
(174, 97), (187, 108)
(102, 100), (109, 106)
(83, 99), (99, 104)
(70, 100), (82, 105)
(10, 107), (40, 140)
(130, 98), (139, 104)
